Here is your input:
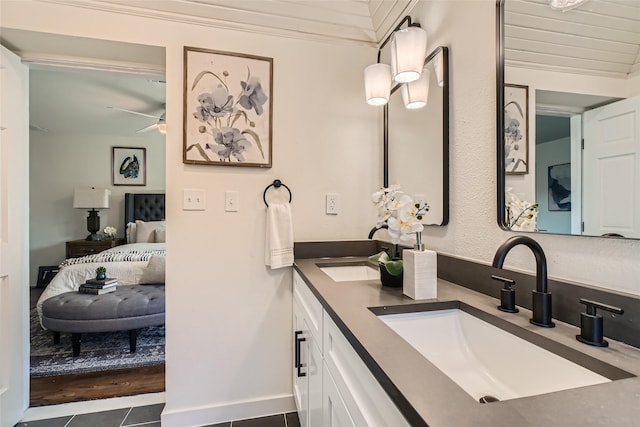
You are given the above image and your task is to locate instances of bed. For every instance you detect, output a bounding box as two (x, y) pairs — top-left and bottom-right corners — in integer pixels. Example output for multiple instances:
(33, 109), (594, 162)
(36, 193), (166, 322)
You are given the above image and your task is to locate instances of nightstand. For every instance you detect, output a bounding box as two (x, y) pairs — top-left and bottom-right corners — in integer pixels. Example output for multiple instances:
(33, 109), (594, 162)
(66, 238), (125, 259)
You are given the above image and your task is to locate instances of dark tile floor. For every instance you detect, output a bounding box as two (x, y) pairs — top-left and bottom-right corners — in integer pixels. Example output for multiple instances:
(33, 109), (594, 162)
(15, 404), (301, 427)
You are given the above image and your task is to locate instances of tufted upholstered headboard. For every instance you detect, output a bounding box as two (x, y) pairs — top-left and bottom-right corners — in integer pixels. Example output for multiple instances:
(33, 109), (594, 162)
(124, 193), (165, 226)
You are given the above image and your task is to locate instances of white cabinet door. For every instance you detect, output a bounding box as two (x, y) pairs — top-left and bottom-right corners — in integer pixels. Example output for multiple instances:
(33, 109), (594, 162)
(323, 364), (356, 427)
(308, 333), (323, 427)
(293, 298), (309, 427)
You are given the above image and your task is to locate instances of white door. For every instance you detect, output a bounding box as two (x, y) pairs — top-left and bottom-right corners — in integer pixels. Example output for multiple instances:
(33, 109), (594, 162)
(0, 45), (30, 427)
(583, 96), (640, 238)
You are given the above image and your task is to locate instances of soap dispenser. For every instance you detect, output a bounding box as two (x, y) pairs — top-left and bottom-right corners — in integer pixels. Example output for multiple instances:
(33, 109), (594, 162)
(576, 298), (624, 347)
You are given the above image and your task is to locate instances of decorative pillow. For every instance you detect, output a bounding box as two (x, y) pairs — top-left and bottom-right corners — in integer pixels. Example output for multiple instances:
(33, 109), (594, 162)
(140, 254), (166, 284)
(135, 220), (165, 243)
(126, 222), (137, 243)
(155, 226), (166, 243)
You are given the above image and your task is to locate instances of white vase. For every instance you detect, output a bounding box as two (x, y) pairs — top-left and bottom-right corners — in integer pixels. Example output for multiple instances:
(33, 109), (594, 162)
(402, 248), (437, 300)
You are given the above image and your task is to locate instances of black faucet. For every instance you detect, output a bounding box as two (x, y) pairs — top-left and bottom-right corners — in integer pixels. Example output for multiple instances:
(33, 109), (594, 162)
(492, 236), (555, 328)
(368, 224), (388, 239)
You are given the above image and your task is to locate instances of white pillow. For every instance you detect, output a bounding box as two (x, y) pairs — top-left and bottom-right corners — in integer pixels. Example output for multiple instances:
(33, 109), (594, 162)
(126, 222), (137, 243)
(135, 220), (165, 243)
(155, 226), (166, 243)
(140, 254), (166, 284)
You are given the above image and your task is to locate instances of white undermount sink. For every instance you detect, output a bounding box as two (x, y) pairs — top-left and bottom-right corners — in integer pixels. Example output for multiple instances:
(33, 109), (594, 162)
(374, 303), (631, 403)
(320, 264), (379, 282)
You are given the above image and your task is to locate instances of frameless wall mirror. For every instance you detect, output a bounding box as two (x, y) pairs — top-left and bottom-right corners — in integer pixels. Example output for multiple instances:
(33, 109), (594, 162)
(385, 46), (449, 226)
(497, 0), (640, 239)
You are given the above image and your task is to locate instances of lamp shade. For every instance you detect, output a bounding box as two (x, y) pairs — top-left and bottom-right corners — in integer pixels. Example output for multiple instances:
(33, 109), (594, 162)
(364, 63), (392, 106)
(73, 188), (110, 209)
(402, 68), (430, 110)
(390, 26), (428, 83)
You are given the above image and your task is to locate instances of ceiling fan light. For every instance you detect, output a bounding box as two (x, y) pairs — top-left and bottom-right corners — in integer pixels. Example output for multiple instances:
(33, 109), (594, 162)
(548, 0), (588, 11)
(401, 68), (430, 110)
(364, 63), (392, 106)
(391, 26), (427, 83)
(157, 112), (166, 134)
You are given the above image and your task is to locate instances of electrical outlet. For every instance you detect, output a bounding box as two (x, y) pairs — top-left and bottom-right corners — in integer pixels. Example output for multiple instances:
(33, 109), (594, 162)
(326, 193), (340, 215)
(225, 190), (240, 212)
(183, 189), (206, 211)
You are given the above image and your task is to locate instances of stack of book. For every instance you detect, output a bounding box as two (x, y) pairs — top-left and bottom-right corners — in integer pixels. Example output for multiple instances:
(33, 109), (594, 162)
(79, 277), (118, 295)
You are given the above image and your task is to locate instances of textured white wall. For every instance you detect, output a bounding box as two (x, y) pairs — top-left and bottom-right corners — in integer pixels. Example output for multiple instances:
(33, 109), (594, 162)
(29, 131), (165, 285)
(412, 0), (640, 297)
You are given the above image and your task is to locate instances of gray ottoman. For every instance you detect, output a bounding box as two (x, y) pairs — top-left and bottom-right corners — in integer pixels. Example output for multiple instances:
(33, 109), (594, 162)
(41, 284), (165, 357)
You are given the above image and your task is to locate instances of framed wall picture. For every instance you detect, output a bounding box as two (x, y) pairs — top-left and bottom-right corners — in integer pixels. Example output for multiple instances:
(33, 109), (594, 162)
(548, 163), (571, 211)
(112, 147), (146, 186)
(183, 46), (273, 168)
(504, 84), (529, 174)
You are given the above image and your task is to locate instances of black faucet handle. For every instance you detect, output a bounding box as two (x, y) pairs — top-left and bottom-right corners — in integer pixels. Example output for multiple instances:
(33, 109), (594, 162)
(576, 299), (624, 347)
(491, 275), (515, 289)
(579, 298), (624, 316)
(491, 275), (518, 313)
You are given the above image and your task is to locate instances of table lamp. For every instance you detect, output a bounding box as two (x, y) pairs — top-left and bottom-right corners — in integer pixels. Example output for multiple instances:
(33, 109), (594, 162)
(73, 187), (110, 240)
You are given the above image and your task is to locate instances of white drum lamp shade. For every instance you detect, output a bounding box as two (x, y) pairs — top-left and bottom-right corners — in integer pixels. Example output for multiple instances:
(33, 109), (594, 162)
(390, 26), (428, 83)
(402, 68), (430, 110)
(364, 63), (392, 106)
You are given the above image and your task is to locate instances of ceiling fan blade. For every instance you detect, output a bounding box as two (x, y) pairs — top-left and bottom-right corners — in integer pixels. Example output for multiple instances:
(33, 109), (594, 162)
(136, 123), (159, 133)
(108, 106), (161, 119)
(29, 123), (49, 132)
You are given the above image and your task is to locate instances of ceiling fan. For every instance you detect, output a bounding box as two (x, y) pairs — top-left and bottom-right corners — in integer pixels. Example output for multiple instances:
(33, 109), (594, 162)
(107, 105), (166, 134)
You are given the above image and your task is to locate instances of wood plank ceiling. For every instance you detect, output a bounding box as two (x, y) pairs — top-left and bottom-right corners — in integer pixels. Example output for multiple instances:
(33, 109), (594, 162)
(44, 0), (417, 45)
(504, 0), (640, 78)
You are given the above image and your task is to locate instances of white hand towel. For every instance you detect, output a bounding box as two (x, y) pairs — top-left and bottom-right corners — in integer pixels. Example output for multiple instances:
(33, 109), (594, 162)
(265, 202), (294, 269)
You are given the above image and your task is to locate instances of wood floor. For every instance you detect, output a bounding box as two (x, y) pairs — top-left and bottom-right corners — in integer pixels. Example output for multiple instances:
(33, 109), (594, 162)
(30, 287), (165, 406)
(30, 365), (165, 406)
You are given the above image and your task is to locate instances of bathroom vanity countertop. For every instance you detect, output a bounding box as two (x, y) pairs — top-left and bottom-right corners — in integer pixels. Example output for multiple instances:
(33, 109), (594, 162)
(294, 256), (640, 427)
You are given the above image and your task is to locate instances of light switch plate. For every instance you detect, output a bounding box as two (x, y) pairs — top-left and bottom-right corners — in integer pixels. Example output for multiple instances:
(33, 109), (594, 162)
(183, 189), (206, 211)
(225, 190), (240, 212)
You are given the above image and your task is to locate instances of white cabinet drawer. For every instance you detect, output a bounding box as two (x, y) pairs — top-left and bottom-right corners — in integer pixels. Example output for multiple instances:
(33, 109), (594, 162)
(323, 312), (410, 427)
(294, 270), (323, 345)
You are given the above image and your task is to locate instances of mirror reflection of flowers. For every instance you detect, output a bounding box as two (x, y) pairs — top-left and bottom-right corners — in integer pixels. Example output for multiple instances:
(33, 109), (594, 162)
(506, 188), (538, 231)
(191, 68), (268, 162)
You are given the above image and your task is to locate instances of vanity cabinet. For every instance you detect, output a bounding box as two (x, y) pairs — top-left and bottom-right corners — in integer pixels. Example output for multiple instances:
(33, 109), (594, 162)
(293, 272), (323, 427)
(293, 271), (409, 427)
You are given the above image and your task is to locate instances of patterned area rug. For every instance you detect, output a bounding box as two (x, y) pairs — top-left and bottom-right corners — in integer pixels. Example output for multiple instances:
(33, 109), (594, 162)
(30, 308), (165, 378)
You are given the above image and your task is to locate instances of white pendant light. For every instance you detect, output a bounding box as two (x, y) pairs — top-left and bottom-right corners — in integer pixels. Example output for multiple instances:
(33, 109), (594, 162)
(390, 26), (428, 83)
(364, 63), (392, 106)
(402, 68), (430, 110)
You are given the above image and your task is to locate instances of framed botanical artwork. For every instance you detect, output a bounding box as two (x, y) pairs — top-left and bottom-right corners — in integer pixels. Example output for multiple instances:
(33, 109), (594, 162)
(112, 147), (146, 186)
(504, 84), (529, 174)
(183, 46), (273, 168)
(548, 163), (571, 211)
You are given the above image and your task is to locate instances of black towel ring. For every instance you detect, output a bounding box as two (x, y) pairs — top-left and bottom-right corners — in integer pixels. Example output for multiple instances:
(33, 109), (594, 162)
(263, 179), (292, 207)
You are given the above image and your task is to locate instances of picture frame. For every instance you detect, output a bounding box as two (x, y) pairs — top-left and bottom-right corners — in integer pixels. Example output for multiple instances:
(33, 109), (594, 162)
(112, 147), (146, 186)
(504, 84), (529, 174)
(548, 163), (571, 211)
(183, 46), (273, 168)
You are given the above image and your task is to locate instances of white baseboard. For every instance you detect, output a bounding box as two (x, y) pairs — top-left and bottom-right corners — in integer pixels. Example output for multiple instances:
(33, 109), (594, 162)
(161, 393), (296, 427)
